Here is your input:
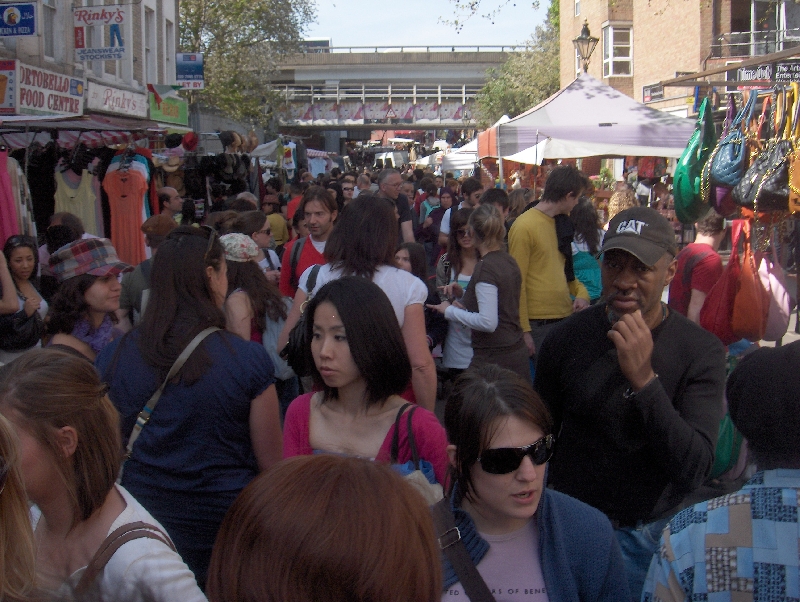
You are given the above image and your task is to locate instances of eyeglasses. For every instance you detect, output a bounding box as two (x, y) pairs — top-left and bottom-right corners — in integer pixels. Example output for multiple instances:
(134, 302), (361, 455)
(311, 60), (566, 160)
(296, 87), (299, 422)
(342, 187), (354, 191)
(256, 228), (272, 236)
(456, 229), (472, 238)
(477, 435), (555, 475)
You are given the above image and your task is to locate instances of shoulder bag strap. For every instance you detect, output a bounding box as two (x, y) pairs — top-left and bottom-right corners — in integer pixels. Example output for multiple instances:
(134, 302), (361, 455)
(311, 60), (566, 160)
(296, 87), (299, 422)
(289, 236), (307, 291)
(389, 403), (412, 463)
(405, 406), (421, 469)
(431, 498), (497, 602)
(306, 263), (321, 297)
(74, 521), (175, 595)
(120, 327), (221, 480)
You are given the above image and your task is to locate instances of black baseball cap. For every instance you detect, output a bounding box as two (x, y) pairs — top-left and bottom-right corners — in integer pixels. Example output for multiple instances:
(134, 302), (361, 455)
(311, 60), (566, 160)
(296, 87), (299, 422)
(600, 206), (678, 266)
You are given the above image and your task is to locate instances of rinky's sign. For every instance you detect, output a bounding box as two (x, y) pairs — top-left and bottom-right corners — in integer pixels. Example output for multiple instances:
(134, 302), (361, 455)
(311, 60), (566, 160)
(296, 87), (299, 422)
(73, 6), (126, 61)
(86, 81), (147, 118)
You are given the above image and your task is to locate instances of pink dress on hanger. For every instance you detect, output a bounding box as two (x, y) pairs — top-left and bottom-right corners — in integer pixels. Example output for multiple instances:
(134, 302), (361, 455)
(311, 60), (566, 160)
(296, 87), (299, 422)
(0, 150), (20, 241)
(103, 169), (148, 266)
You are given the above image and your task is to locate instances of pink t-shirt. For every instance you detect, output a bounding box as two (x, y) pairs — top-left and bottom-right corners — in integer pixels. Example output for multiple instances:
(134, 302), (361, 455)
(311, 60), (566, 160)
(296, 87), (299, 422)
(442, 518), (549, 602)
(283, 392), (449, 486)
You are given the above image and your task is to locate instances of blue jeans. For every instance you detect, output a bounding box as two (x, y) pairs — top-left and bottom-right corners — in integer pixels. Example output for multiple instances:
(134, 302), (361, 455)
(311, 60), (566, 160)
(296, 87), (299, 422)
(614, 517), (669, 602)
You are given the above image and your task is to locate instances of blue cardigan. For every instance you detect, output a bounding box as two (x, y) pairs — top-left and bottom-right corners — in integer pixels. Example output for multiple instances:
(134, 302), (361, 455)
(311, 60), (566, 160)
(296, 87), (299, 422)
(441, 485), (631, 601)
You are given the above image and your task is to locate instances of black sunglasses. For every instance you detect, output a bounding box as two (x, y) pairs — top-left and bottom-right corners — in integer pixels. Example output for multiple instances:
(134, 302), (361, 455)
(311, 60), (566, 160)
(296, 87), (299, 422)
(4, 235), (35, 248)
(478, 434), (555, 475)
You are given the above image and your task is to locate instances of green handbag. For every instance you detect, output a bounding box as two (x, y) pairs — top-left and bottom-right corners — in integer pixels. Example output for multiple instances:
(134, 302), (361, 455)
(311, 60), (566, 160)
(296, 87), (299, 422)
(674, 97), (718, 223)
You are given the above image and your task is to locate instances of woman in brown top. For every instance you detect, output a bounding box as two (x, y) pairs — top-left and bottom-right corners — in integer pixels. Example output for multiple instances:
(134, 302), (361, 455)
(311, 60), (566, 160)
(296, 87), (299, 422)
(428, 203), (530, 383)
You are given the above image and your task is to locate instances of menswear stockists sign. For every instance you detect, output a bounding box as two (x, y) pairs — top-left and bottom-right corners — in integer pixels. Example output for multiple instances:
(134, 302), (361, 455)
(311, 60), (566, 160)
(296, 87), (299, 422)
(73, 6), (126, 61)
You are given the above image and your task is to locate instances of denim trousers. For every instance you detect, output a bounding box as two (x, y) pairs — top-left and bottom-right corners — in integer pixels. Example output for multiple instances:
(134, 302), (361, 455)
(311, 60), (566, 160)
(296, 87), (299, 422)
(614, 516), (670, 602)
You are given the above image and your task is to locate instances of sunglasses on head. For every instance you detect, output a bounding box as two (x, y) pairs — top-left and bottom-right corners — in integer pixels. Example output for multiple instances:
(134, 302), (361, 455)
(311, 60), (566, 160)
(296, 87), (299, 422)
(478, 434), (555, 475)
(199, 225), (218, 263)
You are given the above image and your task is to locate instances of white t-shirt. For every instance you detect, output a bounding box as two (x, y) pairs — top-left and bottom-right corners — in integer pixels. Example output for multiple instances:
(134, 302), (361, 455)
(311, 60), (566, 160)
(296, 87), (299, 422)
(442, 518), (549, 601)
(439, 201), (469, 237)
(31, 485), (206, 602)
(571, 229), (605, 255)
(298, 263), (426, 326)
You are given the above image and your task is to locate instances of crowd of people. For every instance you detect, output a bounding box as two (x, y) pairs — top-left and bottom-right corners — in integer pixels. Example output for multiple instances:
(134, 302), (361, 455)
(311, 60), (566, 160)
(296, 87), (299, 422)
(0, 161), (798, 602)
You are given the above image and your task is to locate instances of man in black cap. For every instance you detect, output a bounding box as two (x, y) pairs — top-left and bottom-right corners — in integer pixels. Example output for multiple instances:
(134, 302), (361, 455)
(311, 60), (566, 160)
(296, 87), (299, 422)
(642, 340), (800, 601)
(534, 206), (726, 600)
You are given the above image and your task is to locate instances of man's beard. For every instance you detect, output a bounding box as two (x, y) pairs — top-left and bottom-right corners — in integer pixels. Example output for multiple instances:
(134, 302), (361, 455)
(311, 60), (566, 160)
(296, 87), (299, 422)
(602, 290), (643, 325)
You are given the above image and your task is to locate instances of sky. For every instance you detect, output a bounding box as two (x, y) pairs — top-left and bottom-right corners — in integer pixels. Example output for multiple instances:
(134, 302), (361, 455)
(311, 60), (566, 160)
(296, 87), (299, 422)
(304, 0), (546, 49)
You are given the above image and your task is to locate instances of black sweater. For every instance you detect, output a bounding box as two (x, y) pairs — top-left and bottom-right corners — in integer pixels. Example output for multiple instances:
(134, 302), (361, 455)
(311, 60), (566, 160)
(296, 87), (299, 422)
(534, 303), (726, 525)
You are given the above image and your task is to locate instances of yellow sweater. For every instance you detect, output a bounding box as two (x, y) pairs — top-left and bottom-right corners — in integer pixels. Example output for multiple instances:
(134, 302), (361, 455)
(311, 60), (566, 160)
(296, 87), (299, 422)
(508, 208), (589, 329)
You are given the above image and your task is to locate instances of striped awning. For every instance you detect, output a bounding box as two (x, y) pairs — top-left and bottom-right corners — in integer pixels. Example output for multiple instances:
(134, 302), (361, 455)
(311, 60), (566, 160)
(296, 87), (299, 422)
(0, 114), (158, 149)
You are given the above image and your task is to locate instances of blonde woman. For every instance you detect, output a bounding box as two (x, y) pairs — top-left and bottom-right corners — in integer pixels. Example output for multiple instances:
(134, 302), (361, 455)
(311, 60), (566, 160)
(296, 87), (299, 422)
(0, 412), (36, 602)
(428, 204), (530, 383)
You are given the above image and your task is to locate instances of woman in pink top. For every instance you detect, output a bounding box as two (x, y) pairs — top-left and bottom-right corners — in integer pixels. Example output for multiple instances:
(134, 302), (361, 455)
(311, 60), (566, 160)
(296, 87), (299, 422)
(282, 277), (449, 486)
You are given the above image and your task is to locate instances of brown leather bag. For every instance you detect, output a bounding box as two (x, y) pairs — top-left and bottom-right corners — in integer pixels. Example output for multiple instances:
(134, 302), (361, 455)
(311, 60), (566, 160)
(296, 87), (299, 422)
(731, 220), (770, 341)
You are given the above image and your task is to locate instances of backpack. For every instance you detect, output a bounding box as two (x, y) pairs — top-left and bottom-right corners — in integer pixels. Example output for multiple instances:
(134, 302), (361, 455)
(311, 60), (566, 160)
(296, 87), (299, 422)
(288, 236), (307, 292)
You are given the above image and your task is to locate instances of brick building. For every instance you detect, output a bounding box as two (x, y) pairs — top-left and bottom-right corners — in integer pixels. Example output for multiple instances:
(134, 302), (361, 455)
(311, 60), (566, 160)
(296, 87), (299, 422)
(560, 0), (800, 116)
(0, 1), (177, 120)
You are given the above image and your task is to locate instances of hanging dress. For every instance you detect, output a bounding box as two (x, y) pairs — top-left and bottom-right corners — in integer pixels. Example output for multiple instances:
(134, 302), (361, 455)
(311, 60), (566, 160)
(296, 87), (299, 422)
(102, 169), (148, 266)
(0, 149), (20, 242)
(54, 169), (100, 236)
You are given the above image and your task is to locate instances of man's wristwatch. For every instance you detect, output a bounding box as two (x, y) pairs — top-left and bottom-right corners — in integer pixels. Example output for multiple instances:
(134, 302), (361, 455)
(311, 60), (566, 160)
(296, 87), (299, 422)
(622, 373), (659, 400)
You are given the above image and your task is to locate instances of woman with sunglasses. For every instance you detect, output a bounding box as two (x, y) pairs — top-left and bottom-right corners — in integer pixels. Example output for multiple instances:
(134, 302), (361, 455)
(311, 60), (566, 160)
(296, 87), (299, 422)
(0, 412), (37, 602)
(222, 210), (281, 285)
(1, 235), (47, 363)
(96, 225), (282, 588)
(434, 207), (477, 380)
(429, 204), (531, 383)
(440, 364), (629, 601)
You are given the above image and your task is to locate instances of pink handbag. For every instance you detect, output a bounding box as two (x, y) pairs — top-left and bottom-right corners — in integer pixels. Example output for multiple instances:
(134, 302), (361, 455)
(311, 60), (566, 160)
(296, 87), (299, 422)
(757, 245), (794, 341)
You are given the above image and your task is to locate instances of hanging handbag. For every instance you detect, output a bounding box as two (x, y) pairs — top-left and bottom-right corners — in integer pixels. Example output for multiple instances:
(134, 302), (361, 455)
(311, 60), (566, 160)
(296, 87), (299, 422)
(731, 221), (769, 341)
(699, 220), (743, 345)
(389, 403), (443, 505)
(118, 326), (220, 482)
(675, 97), (718, 223)
(279, 264), (321, 377)
(733, 90), (794, 212)
(709, 92), (754, 187)
(757, 244), (794, 341)
(786, 83), (800, 214)
(0, 305), (44, 352)
(432, 498), (497, 602)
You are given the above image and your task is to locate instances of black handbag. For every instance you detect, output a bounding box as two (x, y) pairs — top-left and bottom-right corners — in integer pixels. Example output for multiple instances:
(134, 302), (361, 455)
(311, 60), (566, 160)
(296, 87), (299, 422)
(279, 265), (321, 377)
(0, 309), (45, 352)
(733, 89), (794, 212)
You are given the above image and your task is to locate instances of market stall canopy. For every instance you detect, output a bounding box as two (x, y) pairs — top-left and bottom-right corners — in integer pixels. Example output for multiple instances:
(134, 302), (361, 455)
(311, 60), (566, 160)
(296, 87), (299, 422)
(477, 115), (511, 158)
(0, 114), (159, 149)
(482, 74), (695, 158)
(504, 136), (688, 165)
(414, 151), (442, 167)
(442, 139), (478, 171)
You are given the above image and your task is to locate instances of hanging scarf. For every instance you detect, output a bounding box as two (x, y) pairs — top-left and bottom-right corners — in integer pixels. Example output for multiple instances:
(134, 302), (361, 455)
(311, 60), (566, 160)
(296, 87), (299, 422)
(554, 214), (576, 283)
(70, 314), (114, 355)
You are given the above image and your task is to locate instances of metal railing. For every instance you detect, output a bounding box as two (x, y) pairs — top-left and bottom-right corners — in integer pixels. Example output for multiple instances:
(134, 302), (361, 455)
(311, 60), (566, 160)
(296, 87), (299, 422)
(272, 83), (483, 103)
(711, 29), (800, 58)
(295, 45), (520, 54)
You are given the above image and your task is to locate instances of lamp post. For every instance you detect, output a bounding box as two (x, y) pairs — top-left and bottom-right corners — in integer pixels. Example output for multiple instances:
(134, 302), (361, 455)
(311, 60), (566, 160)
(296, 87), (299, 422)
(573, 20), (599, 73)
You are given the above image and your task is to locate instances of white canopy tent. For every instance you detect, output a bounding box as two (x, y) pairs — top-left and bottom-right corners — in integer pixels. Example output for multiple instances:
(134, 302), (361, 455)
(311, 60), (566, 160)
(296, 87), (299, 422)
(504, 136), (688, 165)
(442, 139), (478, 172)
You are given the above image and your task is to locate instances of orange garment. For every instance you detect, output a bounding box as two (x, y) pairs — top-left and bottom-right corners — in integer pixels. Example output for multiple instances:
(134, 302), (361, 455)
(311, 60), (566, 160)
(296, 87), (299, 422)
(103, 170), (148, 266)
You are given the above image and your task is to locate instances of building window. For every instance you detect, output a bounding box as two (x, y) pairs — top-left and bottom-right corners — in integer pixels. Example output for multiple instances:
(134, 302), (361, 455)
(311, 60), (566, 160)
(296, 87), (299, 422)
(145, 8), (156, 84)
(575, 0), (580, 16)
(165, 20), (174, 84)
(602, 25), (632, 77)
(43, 0), (57, 59)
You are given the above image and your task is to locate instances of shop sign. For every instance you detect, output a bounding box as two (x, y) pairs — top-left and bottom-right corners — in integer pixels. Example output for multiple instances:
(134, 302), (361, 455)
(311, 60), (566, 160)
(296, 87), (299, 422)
(73, 6), (126, 61)
(86, 81), (147, 118)
(642, 83), (663, 103)
(0, 60), (16, 115)
(7, 61), (84, 117)
(149, 92), (188, 126)
(176, 53), (204, 90)
(0, 4), (36, 37)
(737, 63), (772, 84)
(774, 61), (800, 83)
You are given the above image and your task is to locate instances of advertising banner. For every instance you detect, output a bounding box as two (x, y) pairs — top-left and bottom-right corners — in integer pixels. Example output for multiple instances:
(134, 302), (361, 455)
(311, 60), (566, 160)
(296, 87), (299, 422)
(0, 60), (17, 115)
(176, 53), (204, 89)
(73, 5), (126, 61)
(0, 4), (36, 37)
(16, 62), (85, 117)
(87, 81), (147, 118)
(148, 86), (188, 126)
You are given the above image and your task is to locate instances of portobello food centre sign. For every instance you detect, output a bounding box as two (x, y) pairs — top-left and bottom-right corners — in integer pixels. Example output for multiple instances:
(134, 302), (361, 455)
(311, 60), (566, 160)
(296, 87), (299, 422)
(0, 60), (84, 117)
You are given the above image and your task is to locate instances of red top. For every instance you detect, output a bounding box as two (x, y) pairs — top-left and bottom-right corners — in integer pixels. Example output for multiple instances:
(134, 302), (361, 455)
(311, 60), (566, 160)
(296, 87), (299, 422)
(282, 392), (450, 486)
(279, 237), (325, 297)
(668, 243), (723, 317)
(286, 195), (303, 220)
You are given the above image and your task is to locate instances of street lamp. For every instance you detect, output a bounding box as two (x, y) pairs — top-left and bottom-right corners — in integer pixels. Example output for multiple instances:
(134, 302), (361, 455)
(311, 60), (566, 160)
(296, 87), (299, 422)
(573, 20), (599, 73)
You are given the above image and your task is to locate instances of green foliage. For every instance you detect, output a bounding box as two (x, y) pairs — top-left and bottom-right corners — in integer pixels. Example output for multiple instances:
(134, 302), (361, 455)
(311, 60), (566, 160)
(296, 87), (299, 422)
(180, 0), (315, 125)
(473, 0), (560, 128)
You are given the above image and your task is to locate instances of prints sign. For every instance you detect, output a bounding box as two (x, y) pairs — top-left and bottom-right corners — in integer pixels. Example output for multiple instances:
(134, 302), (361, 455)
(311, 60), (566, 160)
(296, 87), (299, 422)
(17, 62), (85, 117)
(0, 3), (35, 37)
(87, 81), (147, 118)
(176, 53), (204, 90)
(73, 6), (126, 61)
